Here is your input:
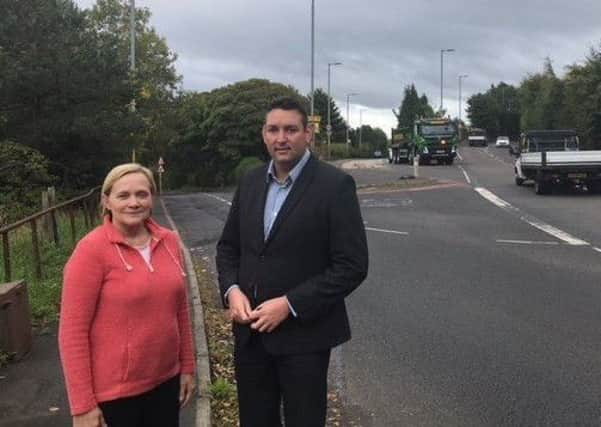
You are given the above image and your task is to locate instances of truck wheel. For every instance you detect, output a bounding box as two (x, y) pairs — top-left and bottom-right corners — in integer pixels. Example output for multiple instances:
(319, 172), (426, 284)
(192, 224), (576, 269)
(588, 181), (601, 194)
(515, 176), (525, 186)
(535, 179), (549, 195)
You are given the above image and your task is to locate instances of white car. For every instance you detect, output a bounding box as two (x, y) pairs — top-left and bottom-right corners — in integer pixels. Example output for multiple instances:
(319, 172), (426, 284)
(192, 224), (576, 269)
(495, 136), (510, 147)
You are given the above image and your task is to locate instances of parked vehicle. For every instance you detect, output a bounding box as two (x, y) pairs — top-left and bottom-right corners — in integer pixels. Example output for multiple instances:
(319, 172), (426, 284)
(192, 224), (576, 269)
(388, 128), (410, 164)
(468, 128), (487, 146)
(408, 117), (458, 165)
(495, 136), (510, 147)
(514, 130), (601, 194)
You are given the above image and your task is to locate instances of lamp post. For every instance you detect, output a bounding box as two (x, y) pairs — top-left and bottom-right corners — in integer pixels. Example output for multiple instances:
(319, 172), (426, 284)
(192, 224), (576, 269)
(440, 48), (455, 113)
(345, 92), (358, 152)
(129, 0), (137, 162)
(327, 62), (342, 157)
(458, 74), (468, 123)
(310, 0), (315, 117)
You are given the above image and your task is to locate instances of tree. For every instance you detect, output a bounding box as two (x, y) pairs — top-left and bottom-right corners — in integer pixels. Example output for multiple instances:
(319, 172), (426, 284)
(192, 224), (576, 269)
(466, 82), (520, 138)
(0, 141), (55, 224)
(519, 58), (564, 131)
(168, 79), (306, 187)
(393, 84), (434, 132)
(309, 88), (347, 143)
(0, 0), (182, 189)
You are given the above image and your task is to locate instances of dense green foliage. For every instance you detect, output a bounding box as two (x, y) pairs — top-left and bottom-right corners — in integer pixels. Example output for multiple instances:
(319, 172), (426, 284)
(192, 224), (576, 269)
(0, 141), (55, 224)
(0, 0), (180, 191)
(166, 79), (305, 188)
(310, 88), (347, 143)
(467, 51), (601, 148)
(393, 84), (435, 132)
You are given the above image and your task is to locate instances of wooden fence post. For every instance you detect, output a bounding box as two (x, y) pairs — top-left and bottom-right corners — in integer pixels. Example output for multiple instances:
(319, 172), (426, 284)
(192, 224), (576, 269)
(41, 190), (50, 235)
(2, 232), (10, 282)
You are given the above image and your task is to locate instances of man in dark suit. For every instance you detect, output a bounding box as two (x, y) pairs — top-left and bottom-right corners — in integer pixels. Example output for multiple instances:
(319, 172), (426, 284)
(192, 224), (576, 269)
(216, 97), (368, 427)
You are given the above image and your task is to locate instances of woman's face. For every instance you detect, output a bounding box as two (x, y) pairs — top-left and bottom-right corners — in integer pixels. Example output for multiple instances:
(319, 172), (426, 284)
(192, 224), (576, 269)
(103, 172), (153, 232)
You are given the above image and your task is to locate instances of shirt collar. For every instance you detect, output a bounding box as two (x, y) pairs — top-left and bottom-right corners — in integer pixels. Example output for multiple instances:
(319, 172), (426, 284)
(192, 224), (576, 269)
(266, 149), (311, 185)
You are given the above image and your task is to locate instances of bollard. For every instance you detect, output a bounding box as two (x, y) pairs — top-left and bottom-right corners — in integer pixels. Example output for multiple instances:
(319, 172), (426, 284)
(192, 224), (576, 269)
(0, 280), (32, 361)
(413, 154), (420, 178)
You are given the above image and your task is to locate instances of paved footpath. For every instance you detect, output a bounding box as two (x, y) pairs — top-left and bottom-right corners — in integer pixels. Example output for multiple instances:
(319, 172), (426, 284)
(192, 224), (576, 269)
(0, 200), (196, 426)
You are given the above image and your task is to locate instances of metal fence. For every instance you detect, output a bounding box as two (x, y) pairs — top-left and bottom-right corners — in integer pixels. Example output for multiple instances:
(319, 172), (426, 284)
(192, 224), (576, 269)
(0, 187), (100, 282)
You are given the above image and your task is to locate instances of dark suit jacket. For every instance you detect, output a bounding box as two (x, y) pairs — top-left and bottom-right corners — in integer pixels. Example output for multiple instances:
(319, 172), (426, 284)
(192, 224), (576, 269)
(216, 154), (368, 355)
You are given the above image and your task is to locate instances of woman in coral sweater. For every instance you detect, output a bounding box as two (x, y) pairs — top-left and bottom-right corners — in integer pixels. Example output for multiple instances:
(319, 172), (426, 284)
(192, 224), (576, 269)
(59, 163), (196, 427)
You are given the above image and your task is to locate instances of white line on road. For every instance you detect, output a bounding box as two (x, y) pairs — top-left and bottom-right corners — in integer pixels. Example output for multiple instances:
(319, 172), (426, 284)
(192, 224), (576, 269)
(458, 165), (471, 184)
(521, 218), (589, 246)
(496, 239), (559, 245)
(365, 227), (409, 236)
(474, 187), (513, 209)
(474, 187), (590, 246)
(592, 247), (601, 253)
(456, 151), (463, 161)
(205, 193), (232, 206)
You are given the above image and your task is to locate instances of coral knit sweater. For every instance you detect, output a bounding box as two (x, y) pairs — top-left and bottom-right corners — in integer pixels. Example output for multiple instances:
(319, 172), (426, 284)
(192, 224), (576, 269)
(58, 217), (196, 416)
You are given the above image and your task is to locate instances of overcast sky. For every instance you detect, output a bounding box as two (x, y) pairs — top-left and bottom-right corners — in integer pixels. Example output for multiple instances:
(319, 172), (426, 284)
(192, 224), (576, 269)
(76, 0), (601, 136)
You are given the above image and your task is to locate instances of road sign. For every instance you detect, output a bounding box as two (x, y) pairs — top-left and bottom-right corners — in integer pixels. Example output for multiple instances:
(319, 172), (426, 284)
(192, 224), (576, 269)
(308, 115), (321, 134)
(326, 124), (332, 132)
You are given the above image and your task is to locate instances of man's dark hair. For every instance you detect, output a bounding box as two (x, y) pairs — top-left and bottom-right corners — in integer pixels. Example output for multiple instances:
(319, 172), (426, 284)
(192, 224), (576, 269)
(267, 97), (308, 128)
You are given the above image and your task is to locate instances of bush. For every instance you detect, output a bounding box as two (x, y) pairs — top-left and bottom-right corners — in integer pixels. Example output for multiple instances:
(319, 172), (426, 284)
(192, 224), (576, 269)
(0, 141), (56, 225)
(231, 156), (265, 181)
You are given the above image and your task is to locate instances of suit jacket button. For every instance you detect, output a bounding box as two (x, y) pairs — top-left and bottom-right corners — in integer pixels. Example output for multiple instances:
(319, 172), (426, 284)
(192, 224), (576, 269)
(259, 255), (265, 261)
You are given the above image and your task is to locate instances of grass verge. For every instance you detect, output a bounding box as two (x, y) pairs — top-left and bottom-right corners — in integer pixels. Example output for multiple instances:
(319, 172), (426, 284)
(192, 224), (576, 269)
(192, 254), (345, 426)
(0, 212), (96, 366)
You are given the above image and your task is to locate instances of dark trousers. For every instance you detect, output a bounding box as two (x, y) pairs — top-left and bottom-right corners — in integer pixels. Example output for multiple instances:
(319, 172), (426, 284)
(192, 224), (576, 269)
(235, 336), (331, 427)
(99, 375), (180, 427)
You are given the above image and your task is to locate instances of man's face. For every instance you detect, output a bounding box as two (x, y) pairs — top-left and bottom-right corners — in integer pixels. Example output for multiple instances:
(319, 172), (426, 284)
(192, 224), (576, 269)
(262, 109), (311, 173)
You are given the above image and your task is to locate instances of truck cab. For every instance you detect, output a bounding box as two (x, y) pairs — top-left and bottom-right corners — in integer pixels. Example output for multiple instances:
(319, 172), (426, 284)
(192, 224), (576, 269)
(409, 118), (458, 165)
(468, 128), (487, 146)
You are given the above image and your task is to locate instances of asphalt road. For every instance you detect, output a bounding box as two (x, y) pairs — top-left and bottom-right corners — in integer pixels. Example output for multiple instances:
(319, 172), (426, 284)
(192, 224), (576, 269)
(163, 149), (601, 426)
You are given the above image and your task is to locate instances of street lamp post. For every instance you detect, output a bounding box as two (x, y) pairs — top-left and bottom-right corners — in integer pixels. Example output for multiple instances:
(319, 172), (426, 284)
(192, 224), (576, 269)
(440, 48), (455, 113)
(327, 62), (342, 157)
(129, 0), (137, 162)
(310, 0), (315, 117)
(458, 74), (468, 123)
(345, 92), (358, 152)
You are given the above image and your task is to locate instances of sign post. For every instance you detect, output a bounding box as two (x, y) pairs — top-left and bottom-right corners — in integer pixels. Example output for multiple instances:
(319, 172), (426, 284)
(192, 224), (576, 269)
(158, 157), (165, 195)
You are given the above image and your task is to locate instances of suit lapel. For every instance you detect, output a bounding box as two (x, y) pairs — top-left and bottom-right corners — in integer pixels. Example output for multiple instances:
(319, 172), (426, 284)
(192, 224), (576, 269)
(263, 156), (317, 247)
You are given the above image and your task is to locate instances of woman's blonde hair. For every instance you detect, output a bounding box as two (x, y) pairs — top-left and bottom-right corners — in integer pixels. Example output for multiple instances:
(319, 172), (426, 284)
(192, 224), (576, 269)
(101, 163), (157, 217)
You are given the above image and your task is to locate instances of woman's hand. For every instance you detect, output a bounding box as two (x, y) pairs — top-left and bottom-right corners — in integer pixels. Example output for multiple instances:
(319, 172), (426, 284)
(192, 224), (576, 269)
(73, 407), (106, 427)
(179, 373), (196, 407)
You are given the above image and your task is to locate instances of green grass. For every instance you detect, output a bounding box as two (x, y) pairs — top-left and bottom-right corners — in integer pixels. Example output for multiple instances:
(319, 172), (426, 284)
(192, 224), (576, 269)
(0, 211), (98, 327)
(209, 377), (237, 400)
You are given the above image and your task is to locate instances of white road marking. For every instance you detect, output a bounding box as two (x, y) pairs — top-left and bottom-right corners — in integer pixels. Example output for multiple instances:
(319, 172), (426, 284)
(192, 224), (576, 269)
(205, 193), (232, 206)
(594, 247), (601, 253)
(474, 187), (590, 246)
(521, 218), (589, 246)
(456, 151), (463, 161)
(474, 187), (513, 209)
(496, 239), (559, 245)
(365, 227), (408, 236)
(458, 165), (471, 184)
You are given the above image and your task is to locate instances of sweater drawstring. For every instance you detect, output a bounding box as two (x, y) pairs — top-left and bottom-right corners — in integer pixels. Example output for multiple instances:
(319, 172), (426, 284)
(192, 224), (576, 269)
(162, 241), (187, 277)
(114, 244), (133, 272)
